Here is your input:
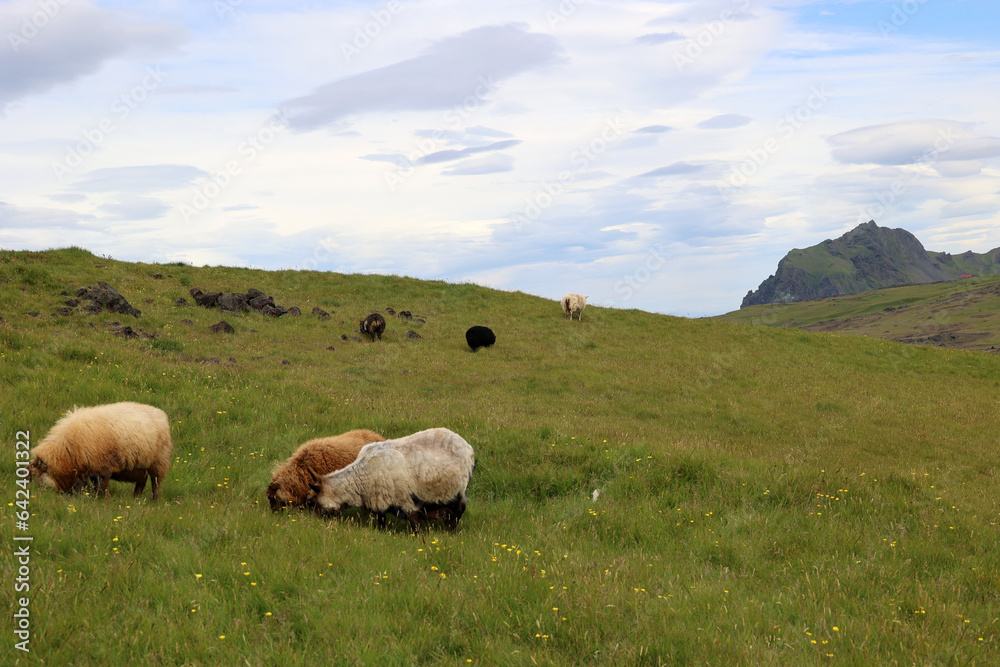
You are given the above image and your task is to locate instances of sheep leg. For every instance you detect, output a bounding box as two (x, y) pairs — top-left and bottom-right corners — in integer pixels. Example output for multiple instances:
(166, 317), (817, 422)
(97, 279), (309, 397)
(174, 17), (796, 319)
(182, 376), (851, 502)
(133, 473), (148, 497)
(403, 512), (422, 533)
(150, 474), (160, 500)
(376, 512), (387, 530)
(97, 475), (111, 498)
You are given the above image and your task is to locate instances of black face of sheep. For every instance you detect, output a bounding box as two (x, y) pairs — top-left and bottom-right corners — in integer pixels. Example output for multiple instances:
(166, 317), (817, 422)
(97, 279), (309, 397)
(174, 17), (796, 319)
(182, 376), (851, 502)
(360, 313), (386, 341)
(465, 325), (496, 351)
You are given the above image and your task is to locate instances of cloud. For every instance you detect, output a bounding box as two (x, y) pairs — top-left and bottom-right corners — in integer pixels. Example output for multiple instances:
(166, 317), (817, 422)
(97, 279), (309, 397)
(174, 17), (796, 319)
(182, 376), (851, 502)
(419, 139), (521, 165)
(281, 24), (564, 131)
(638, 163), (704, 177)
(828, 119), (1000, 166)
(441, 154), (514, 176)
(0, 1), (185, 107)
(158, 84), (238, 95)
(698, 114), (753, 129)
(99, 195), (171, 221)
(636, 125), (673, 133)
(0, 201), (95, 232)
(70, 165), (208, 193)
(634, 32), (684, 45)
(361, 139), (521, 168)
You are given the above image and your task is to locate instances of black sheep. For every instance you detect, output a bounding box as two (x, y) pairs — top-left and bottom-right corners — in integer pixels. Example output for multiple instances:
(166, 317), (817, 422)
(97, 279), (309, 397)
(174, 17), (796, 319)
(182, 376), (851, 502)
(465, 325), (496, 351)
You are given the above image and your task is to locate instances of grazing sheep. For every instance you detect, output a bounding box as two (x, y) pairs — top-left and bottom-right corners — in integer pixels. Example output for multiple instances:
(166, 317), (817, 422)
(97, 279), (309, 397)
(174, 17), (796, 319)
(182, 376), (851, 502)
(465, 325), (496, 351)
(266, 429), (386, 510)
(28, 402), (173, 499)
(360, 313), (386, 341)
(309, 427), (475, 533)
(561, 293), (588, 321)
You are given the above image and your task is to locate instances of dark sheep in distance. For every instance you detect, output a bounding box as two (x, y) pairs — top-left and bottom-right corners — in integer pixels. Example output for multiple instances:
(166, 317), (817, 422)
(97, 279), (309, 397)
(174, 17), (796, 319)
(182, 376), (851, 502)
(360, 313), (386, 341)
(465, 326), (496, 351)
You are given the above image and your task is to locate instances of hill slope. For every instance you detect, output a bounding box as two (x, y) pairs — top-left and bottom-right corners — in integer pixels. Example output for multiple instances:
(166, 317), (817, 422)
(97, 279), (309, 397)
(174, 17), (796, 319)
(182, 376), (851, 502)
(742, 220), (1000, 307)
(720, 275), (1000, 353)
(3, 248), (1000, 665)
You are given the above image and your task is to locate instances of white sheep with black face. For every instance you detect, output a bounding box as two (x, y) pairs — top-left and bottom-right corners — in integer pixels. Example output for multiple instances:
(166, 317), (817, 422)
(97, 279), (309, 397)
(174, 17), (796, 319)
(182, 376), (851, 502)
(308, 427), (474, 532)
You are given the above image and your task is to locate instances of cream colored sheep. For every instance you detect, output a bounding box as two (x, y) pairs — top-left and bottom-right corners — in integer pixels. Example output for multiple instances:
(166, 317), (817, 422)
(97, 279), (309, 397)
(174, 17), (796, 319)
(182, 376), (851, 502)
(561, 293), (588, 320)
(28, 402), (173, 499)
(309, 427), (475, 532)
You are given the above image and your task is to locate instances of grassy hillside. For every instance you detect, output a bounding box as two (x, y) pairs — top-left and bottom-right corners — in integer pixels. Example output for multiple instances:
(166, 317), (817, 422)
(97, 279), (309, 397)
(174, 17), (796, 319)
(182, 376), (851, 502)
(718, 275), (1000, 352)
(3, 248), (1000, 665)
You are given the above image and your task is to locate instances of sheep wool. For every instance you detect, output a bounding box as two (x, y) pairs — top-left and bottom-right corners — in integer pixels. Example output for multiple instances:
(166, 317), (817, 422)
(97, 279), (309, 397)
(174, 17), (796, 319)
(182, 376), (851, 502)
(561, 293), (588, 321)
(267, 429), (386, 510)
(29, 402), (173, 499)
(311, 427), (475, 532)
(360, 313), (386, 341)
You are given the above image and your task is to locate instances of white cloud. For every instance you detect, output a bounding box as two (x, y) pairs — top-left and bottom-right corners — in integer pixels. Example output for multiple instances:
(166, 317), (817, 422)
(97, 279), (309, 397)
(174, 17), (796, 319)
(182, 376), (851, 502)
(0, 1), (185, 108)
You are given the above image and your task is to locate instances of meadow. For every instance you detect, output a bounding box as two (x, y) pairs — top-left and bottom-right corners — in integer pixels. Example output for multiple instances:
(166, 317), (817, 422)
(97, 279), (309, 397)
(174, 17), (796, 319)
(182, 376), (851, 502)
(3, 248), (1000, 665)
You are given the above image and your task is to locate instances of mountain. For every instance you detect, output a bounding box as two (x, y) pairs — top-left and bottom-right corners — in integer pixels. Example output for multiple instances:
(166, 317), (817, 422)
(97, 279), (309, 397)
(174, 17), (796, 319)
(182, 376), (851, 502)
(741, 220), (1000, 307)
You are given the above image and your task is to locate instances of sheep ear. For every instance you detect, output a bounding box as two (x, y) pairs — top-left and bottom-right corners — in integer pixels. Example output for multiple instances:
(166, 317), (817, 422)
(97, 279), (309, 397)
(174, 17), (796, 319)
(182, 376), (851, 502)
(265, 482), (279, 495)
(309, 483), (321, 494)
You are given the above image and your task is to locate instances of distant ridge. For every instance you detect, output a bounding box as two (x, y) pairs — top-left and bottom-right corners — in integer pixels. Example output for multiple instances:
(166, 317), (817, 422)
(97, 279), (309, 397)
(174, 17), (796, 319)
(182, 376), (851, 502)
(741, 220), (1000, 308)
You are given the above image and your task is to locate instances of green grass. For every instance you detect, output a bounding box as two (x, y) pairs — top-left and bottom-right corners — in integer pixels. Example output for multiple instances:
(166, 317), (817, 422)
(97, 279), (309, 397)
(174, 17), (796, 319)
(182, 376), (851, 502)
(3, 248), (1000, 664)
(717, 275), (1000, 351)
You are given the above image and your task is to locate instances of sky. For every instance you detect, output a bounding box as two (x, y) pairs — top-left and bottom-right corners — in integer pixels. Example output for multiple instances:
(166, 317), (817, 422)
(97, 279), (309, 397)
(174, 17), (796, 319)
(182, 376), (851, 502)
(1, 0), (998, 317)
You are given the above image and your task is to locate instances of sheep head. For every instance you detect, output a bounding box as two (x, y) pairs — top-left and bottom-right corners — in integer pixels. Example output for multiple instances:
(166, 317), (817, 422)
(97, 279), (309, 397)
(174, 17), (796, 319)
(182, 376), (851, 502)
(27, 457), (58, 489)
(307, 477), (354, 514)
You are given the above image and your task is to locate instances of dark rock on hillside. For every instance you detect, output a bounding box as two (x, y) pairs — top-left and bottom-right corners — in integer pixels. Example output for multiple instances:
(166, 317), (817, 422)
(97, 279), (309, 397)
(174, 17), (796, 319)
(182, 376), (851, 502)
(217, 293), (249, 313)
(742, 220), (1000, 307)
(262, 304), (288, 317)
(112, 325), (139, 339)
(312, 307), (330, 320)
(78, 282), (141, 317)
(405, 330), (423, 339)
(209, 320), (235, 334)
(288, 306), (301, 316)
(175, 297), (189, 307)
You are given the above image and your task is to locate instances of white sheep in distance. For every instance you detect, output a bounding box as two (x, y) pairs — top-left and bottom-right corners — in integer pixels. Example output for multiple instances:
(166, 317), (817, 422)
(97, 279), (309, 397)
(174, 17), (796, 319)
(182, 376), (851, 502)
(561, 293), (588, 320)
(28, 402), (173, 499)
(308, 427), (475, 532)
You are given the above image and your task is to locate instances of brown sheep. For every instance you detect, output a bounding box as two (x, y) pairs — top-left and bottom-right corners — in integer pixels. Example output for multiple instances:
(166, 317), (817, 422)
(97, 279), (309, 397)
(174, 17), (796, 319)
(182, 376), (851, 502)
(266, 429), (386, 510)
(29, 402), (173, 500)
(360, 313), (386, 341)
